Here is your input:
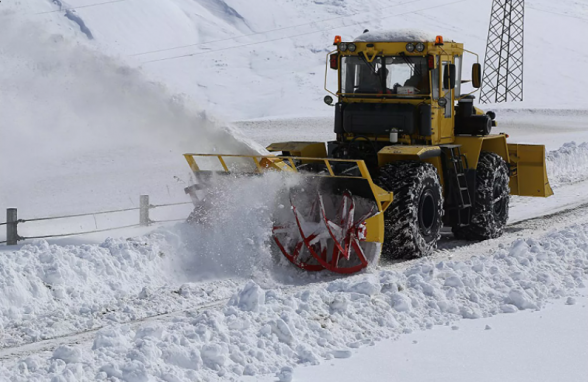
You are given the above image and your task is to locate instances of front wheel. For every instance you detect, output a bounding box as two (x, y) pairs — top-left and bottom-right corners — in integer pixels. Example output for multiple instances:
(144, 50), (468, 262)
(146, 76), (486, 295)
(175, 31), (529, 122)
(453, 152), (510, 240)
(375, 161), (444, 260)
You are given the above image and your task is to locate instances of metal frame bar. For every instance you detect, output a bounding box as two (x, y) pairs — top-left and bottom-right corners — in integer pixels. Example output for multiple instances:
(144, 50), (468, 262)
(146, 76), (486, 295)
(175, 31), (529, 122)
(183, 153), (394, 214)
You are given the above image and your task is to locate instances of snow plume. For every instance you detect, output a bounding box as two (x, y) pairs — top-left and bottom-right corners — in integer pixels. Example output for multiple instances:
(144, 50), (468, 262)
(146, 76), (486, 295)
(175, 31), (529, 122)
(0, 14), (263, 179)
(155, 171), (307, 283)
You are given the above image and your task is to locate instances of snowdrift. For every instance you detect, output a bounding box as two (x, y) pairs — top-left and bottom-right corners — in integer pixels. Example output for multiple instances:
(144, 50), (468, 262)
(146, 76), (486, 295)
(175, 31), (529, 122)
(546, 142), (588, 186)
(1, 222), (586, 380)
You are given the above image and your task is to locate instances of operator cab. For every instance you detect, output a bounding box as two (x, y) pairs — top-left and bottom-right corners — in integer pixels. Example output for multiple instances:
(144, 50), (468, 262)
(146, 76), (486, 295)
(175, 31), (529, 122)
(325, 30), (484, 168)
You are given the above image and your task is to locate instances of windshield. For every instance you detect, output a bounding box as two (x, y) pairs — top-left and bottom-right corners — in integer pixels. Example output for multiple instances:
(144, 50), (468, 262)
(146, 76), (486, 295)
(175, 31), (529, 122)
(341, 56), (430, 96)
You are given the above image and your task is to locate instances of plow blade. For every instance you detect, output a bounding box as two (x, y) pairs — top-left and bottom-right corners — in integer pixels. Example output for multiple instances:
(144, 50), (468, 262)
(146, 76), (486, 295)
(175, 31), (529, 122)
(507, 144), (553, 197)
(183, 153), (393, 274)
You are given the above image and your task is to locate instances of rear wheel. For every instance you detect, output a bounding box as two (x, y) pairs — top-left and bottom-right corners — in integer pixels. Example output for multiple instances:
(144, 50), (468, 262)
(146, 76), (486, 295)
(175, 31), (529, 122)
(375, 161), (444, 260)
(453, 152), (510, 240)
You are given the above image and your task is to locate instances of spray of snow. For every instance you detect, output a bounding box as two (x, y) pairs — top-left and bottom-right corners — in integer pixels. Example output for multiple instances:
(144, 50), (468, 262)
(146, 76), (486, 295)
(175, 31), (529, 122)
(0, 13), (263, 157)
(0, 13), (264, 189)
(156, 171), (307, 283)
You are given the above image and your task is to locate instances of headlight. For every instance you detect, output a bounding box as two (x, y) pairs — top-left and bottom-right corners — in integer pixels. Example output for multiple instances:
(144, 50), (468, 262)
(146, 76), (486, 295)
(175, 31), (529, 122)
(347, 43), (356, 52)
(339, 42), (348, 52)
(406, 43), (415, 52)
(416, 42), (425, 52)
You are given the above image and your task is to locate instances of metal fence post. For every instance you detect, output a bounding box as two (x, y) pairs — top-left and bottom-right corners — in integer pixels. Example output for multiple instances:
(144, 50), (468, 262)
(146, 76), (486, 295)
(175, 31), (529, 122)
(7, 208), (18, 245)
(140, 195), (150, 226)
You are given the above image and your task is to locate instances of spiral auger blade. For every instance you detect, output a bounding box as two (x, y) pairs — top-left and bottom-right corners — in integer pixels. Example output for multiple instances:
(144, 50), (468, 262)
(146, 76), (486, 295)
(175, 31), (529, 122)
(272, 190), (378, 274)
(272, 196), (326, 272)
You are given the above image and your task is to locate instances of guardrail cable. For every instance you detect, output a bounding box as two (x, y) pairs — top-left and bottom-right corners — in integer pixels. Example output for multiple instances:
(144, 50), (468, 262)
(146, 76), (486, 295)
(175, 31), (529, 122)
(21, 224), (143, 241)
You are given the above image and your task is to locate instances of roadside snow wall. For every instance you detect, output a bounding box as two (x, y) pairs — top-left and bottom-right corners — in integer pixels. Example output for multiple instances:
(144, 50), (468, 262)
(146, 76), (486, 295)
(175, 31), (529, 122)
(546, 142), (588, 186)
(2, 222), (586, 381)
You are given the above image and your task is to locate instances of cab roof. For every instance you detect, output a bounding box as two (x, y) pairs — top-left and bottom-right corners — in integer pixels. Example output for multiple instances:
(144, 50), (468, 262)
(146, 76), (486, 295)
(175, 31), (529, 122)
(354, 29), (446, 43)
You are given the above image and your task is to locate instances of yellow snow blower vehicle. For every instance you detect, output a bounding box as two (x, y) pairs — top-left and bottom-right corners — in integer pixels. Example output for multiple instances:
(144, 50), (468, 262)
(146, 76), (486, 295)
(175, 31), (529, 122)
(183, 32), (552, 274)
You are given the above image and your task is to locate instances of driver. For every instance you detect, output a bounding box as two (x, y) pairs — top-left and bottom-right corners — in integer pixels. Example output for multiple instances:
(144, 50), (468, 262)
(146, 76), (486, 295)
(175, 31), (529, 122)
(358, 67), (388, 93)
(403, 65), (429, 91)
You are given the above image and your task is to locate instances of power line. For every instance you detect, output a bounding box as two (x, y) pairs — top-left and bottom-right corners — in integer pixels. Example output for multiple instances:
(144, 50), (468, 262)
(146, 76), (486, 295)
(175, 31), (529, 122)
(131, 0), (425, 57)
(141, 0), (468, 65)
(527, 6), (588, 22)
(34, 0), (129, 15)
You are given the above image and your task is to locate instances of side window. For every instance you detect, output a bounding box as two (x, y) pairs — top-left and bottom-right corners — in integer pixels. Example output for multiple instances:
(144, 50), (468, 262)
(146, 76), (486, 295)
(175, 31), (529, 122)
(442, 60), (452, 118)
(454, 56), (462, 98)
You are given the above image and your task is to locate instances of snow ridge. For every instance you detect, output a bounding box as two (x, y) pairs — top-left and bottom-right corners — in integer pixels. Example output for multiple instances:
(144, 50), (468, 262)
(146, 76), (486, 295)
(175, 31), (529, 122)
(2, 222), (586, 381)
(546, 142), (588, 186)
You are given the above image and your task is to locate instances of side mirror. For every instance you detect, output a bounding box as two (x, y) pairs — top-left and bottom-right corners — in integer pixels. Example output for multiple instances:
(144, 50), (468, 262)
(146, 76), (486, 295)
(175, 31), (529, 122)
(443, 64), (456, 89)
(472, 63), (482, 88)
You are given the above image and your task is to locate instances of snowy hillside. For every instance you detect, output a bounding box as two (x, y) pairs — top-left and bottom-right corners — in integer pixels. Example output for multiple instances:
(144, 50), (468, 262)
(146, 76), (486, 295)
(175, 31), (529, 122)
(4, 0), (588, 120)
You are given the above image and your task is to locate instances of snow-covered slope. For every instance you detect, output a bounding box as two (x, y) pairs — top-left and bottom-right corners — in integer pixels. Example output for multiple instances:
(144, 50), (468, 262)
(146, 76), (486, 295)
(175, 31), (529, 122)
(5, 0), (588, 120)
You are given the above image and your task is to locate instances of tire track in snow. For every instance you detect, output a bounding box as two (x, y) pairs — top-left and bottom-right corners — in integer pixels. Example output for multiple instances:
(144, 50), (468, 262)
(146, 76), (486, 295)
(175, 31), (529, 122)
(0, 298), (232, 361)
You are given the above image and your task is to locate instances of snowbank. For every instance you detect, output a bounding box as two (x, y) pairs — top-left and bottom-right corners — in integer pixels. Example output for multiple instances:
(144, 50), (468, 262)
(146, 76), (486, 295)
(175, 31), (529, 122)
(0, 171), (309, 349)
(0, 235), (241, 350)
(354, 29), (438, 43)
(2, 221), (586, 381)
(546, 142), (588, 186)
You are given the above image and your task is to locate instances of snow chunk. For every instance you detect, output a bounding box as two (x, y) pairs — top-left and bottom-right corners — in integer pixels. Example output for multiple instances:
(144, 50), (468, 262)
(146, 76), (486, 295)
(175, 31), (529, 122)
(236, 281), (265, 312)
(507, 289), (538, 310)
(277, 366), (294, 382)
(347, 280), (381, 296)
(52, 345), (81, 363)
(269, 319), (295, 344)
(355, 29), (437, 43)
(391, 293), (411, 312)
(296, 343), (320, 365)
(332, 349), (352, 359)
(201, 344), (226, 369)
(566, 297), (577, 305)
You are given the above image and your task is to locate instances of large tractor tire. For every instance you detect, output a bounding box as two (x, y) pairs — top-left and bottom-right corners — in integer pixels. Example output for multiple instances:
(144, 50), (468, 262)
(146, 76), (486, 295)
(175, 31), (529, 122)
(453, 151), (510, 240)
(375, 161), (444, 260)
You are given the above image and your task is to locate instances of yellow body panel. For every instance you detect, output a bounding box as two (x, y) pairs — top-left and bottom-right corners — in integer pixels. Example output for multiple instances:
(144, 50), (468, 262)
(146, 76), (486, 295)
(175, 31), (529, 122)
(454, 135), (510, 169)
(377, 145), (441, 162)
(508, 144), (554, 197)
(266, 142), (327, 158)
(453, 135), (552, 197)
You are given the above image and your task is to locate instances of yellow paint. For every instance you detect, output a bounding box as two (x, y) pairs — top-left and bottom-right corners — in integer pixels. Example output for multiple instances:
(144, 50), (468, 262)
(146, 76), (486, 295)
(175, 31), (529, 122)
(377, 145), (440, 162)
(454, 135), (509, 169)
(266, 142), (327, 158)
(508, 144), (554, 197)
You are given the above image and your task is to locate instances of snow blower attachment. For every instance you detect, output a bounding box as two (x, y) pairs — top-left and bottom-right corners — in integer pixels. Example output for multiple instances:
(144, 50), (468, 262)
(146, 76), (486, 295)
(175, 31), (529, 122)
(183, 154), (393, 274)
(183, 31), (553, 275)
